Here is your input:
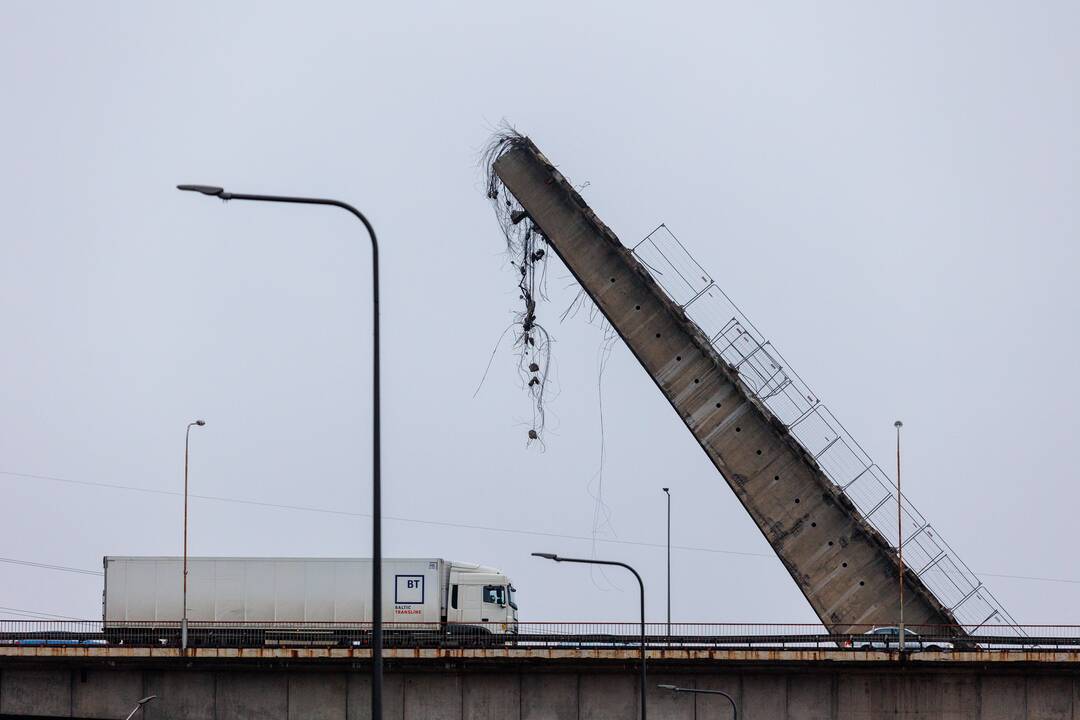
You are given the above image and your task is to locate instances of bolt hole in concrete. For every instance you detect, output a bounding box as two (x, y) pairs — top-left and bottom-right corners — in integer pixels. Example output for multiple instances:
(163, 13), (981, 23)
(794, 498), (800, 504)
(735, 427), (741, 432)
(716, 402), (722, 408)
(655, 333), (661, 338)
(828, 541), (834, 546)
(811, 522), (817, 527)
(635, 305), (641, 310)
(676, 355), (682, 361)
(774, 475), (779, 480)
(756, 449), (762, 455)
(610, 277), (616, 282)
(842, 562), (848, 568)
(694, 378), (700, 384)
(860, 581), (865, 586)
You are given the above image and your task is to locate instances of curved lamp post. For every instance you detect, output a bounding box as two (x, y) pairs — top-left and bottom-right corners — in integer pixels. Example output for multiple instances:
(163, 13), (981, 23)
(657, 685), (737, 719)
(177, 184), (383, 718)
(895, 419), (904, 652)
(182, 419), (206, 652)
(533, 552), (646, 719)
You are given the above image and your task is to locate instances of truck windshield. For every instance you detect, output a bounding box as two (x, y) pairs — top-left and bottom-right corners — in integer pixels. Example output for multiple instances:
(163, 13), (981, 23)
(507, 585), (517, 610)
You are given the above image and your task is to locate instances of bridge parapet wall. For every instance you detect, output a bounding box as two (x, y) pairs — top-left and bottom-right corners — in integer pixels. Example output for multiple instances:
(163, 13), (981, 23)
(2, 652), (1078, 719)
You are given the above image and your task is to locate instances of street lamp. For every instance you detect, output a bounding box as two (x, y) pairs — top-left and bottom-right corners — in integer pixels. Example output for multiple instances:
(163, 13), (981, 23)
(182, 419), (206, 653)
(124, 695), (157, 720)
(177, 184), (384, 718)
(662, 487), (670, 639)
(532, 552), (647, 720)
(657, 685), (737, 719)
(895, 419), (904, 652)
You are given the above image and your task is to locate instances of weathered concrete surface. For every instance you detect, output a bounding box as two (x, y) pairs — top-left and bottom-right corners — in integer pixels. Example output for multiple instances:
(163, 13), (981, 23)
(1031, 678), (1076, 720)
(982, 675), (1028, 720)
(520, 673), (576, 720)
(692, 674), (739, 720)
(463, 674), (518, 720)
(580, 674), (636, 719)
(348, 672), (404, 720)
(743, 674), (787, 718)
(289, 672), (346, 720)
(216, 671), (287, 719)
(143, 671), (215, 720)
(71, 670), (142, 719)
(836, 673), (873, 720)
(404, 674), (460, 720)
(492, 137), (955, 633)
(3, 656), (1080, 719)
(790, 674), (833, 719)
(0, 668), (70, 716)
(645, 673), (693, 717)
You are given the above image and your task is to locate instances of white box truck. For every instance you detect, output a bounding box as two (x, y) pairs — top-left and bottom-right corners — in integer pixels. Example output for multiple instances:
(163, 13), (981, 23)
(103, 557), (518, 646)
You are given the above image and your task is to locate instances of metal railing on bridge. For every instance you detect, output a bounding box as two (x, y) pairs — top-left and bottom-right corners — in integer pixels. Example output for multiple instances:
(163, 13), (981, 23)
(631, 225), (1020, 636)
(0, 621), (1072, 652)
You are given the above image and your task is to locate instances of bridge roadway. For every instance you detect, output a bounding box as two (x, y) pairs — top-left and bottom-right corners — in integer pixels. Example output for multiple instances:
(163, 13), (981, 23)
(2, 646), (1080, 719)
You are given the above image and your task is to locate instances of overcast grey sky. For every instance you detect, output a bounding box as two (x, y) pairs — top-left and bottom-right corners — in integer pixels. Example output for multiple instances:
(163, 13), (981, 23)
(1, 1), (1077, 626)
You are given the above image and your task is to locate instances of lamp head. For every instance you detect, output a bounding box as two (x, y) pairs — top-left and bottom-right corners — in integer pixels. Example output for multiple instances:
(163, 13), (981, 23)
(894, 420), (903, 429)
(662, 487), (669, 493)
(195, 419), (206, 426)
(177, 184), (225, 197)
(137, 696), (157, 706)
(657, 684), (679, 692)
(531, 552), (559, 561)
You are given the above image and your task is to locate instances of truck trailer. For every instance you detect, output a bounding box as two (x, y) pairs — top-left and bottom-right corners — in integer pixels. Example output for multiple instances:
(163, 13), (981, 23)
(103, 557), (518, 646)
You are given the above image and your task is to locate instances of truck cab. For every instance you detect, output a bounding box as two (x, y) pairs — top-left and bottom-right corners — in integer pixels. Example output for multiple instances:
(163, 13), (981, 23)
(445, 563), (518, 632)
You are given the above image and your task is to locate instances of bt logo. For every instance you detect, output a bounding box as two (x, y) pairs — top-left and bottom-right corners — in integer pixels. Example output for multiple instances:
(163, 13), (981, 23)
(395, 575), (424, 604)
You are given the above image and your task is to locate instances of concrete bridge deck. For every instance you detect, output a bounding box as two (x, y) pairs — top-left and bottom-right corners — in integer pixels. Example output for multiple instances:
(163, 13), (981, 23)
(4, 645), (1080, 666)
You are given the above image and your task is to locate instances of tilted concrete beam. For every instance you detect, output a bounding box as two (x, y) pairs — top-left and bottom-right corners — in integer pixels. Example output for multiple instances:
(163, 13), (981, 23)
(491, 135), (960, 633)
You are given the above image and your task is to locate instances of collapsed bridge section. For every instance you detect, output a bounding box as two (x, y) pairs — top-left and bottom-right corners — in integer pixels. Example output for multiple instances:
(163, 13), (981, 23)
(489, 133), (1017, 635)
